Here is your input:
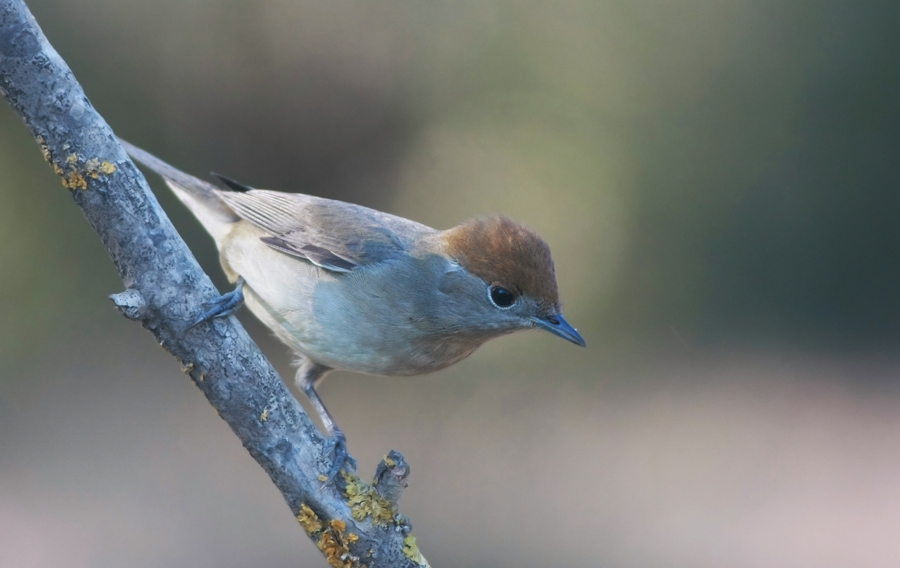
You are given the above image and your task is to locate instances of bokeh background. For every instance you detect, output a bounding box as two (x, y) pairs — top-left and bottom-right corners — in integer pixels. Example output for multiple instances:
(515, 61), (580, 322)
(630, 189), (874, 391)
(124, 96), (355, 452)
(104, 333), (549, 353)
(3, 1), (900, 566)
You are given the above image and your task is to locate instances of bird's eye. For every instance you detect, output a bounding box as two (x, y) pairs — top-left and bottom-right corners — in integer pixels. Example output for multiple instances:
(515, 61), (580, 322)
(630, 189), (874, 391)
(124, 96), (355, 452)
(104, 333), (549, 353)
(489, 286), (515, 308)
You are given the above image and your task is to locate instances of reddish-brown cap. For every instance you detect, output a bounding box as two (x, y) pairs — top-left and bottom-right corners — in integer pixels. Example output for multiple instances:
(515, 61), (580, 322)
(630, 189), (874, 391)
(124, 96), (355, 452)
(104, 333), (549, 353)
(441, 216), (560, 311)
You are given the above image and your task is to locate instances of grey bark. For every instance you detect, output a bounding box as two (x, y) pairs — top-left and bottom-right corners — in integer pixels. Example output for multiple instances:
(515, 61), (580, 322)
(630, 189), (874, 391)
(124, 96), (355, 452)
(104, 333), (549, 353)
(0, 1), (425, 566)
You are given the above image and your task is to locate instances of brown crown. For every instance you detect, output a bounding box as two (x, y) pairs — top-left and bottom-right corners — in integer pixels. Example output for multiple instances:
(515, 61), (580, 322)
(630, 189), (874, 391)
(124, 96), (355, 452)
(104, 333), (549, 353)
(442, 216), (560, 311)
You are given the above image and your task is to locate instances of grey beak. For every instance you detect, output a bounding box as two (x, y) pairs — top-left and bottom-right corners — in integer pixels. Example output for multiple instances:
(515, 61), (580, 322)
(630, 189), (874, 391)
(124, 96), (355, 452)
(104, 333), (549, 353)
(532, 313), (586, 347)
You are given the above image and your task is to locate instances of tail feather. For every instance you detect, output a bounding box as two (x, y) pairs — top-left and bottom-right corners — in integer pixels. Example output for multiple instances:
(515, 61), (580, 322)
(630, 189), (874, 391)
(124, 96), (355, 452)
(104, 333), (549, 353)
(119, 138), (238, 244)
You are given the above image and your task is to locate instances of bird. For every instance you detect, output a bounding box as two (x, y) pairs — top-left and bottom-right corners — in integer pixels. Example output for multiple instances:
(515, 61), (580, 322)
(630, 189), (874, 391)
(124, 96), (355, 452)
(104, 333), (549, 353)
(119, 138), (585, 482)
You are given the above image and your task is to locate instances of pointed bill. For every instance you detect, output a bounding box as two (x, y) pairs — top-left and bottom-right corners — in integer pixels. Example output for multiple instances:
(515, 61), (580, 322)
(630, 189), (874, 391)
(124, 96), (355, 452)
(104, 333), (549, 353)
(531, 314), (586, 347)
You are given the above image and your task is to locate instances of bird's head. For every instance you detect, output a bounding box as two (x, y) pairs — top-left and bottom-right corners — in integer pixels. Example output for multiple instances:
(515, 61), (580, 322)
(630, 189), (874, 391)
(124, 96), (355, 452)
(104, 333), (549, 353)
(437, 216), (585, 347)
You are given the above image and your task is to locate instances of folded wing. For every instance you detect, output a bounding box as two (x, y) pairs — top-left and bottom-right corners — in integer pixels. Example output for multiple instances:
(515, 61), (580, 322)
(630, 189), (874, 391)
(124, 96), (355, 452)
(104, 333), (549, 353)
(217, 185), (433, 273)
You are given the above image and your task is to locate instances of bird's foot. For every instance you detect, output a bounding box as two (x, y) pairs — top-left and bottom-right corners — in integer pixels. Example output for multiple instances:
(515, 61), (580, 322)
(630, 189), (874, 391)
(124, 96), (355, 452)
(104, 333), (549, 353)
(189, 277), (245, 328)
(322, 428), (357, 485)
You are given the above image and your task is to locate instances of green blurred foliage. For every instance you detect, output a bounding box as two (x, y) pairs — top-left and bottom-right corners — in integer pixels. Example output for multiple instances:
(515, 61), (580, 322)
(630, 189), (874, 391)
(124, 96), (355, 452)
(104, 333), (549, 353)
(3, 3), (900, 567)
(3, 0), (896, 370)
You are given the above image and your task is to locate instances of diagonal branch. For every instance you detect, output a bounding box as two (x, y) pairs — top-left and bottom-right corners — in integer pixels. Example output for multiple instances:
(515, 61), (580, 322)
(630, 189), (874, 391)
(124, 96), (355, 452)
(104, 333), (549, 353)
(0, 1), (426, 566)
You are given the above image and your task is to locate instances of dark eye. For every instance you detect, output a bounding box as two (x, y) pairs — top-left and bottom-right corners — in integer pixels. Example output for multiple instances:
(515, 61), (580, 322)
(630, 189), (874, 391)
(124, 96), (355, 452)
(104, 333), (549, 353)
(489, 286), (515, 308)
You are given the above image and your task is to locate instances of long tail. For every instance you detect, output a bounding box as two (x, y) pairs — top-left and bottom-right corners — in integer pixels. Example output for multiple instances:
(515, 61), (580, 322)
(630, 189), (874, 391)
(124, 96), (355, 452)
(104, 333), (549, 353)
(119, 138), (238, 244)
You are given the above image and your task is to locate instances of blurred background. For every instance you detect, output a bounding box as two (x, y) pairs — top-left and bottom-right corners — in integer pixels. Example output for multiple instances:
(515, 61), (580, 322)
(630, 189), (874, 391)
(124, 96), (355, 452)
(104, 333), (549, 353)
(2, 1), (900, 566)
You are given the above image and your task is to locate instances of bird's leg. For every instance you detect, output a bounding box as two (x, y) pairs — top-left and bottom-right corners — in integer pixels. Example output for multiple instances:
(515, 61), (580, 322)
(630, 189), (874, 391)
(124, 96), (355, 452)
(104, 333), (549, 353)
(189, 277), (245, 328)
(295, 358), (357, 484)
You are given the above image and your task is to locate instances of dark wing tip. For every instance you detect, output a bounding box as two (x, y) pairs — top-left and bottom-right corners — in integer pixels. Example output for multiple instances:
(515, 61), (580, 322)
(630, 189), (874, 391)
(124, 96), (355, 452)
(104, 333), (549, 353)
(299, 244), (357, 272)
(260, 236), (357, 273)
(211, 172), (253, 193)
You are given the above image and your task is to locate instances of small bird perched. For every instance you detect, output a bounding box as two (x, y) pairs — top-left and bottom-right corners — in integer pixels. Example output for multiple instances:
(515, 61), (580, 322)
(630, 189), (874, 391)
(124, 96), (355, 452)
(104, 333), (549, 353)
(120, 139), (584, 482)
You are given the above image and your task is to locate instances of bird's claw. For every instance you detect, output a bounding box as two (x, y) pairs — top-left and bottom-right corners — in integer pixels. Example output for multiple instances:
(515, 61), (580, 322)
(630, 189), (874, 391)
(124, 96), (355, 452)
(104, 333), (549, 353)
(322, 429), (356, 485)
(189, 277), (245, 328)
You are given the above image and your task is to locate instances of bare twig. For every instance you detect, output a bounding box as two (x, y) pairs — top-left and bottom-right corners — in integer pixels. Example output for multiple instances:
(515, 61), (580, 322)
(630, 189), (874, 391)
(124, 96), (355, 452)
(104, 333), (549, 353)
(0, 1), (425, 566)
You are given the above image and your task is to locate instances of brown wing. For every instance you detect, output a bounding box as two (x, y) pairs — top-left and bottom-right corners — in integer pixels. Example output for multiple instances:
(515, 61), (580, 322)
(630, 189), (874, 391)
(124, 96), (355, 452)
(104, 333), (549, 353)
(216, 187), (434, 273)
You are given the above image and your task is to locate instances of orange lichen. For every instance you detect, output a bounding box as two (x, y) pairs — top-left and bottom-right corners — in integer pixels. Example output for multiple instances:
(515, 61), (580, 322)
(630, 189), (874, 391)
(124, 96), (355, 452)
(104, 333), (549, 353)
(65, 169), (87, 189)
(37, 137), (60, 173)
(317, 519), (358, 568)
(297, 504), (359, 568)
(82, 157), (116, 178)
(84, 158), (101, 177)
(37, 150), (118, 190)
(297, 503), (324, 535)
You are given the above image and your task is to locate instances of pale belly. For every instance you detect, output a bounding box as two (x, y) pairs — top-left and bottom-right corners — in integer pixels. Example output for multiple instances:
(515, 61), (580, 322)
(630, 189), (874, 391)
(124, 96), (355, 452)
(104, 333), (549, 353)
(222, 224), (481, 376)
(241, 282), (480, 377)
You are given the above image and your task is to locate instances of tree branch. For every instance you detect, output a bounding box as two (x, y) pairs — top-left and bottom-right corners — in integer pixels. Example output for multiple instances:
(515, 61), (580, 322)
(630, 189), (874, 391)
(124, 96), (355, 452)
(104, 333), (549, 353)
(0, 2), (425, 566)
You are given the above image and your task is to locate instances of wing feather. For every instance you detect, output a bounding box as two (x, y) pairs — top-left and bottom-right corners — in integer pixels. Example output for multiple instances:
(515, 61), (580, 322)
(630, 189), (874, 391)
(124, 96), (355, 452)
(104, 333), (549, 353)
(217, 186), (434, 272)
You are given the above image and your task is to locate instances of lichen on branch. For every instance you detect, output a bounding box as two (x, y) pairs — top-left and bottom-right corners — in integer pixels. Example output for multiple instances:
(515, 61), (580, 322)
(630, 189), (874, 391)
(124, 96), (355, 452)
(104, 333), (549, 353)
(0, 2), (427, 566)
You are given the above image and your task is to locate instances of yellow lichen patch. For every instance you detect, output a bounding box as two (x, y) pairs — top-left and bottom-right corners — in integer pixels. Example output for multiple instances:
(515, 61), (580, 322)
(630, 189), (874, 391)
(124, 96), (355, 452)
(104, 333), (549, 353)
(383, 455), (395, 467)
(181, 362), (194, 374)
(297, 503), (324, 535)
(46, 152), (118, 190)
(317, 519), (357, 568)
(64, 169), (87, 190)
(402, 535), (429, 567)
(318, 474), (329, 483)
(82, 158), (117, 178)
(298, 505), (358, 567)
(37, 136), (63, 174)
(84, 157), (117, 178)
(341, 471), (396, 528)
(84, 158), (101, 178)
(259, 408), (268, 422)
(37, 137), (49, 160)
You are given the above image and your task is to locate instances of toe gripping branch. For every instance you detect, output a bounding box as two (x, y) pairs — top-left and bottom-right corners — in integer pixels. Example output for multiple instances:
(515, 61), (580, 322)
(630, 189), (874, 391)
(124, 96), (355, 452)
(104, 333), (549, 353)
(323, 428), (357, 486)
(189, 277), (245, 328)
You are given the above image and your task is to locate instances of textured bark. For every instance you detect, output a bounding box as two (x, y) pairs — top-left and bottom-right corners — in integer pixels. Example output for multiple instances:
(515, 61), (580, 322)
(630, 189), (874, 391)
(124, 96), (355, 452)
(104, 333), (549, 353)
(0, 1), (424, 566)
